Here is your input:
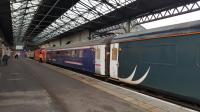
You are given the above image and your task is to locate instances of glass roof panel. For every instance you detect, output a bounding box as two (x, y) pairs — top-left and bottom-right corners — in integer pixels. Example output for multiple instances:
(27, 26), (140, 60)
(34, 0), (137, 43)
(10, 0), (42, 43)
(109, 0), (136, 8)
(55, 19), (65, 26)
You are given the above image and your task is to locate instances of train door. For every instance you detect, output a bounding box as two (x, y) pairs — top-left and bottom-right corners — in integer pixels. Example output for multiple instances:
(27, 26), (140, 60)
(109, 43), (119, 79)
(94, 45), (106, 75)
(105, 44), (110, 76)
(41, 49), (46, 62)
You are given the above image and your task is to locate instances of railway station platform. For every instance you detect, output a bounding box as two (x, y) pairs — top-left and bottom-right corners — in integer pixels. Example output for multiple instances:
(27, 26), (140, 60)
(0, 59), (197, 112)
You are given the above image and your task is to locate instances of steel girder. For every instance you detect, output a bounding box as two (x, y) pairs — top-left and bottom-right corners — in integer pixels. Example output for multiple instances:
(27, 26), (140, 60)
(33, 0), (136, 44)
(10, 0), (42, 44)
(94, 0), (200, 38)
(10, 0), (200, 45)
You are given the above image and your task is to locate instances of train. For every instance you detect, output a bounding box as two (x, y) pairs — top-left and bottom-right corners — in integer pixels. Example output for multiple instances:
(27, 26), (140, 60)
(34, 20), (200, 105)
(34, 48), (46, 62)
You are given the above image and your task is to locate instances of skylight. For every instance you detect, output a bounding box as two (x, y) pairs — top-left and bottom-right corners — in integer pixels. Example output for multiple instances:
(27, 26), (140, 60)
(34, 0), (136, 43)
(10, 0), (42, 44)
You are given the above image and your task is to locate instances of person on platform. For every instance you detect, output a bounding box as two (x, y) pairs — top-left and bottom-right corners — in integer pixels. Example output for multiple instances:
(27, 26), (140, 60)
(7, 47), (11, 59)
(14, 53), (19, 59)
(2, 46), (9, 66)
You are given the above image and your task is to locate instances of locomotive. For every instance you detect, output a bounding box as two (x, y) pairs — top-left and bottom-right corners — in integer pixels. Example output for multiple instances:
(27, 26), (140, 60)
(35, 20), (200, 105)
(34, 48), (46, 62)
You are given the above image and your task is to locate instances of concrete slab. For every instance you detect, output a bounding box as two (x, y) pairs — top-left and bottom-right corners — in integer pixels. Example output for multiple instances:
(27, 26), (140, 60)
(23, 59), (145, 112)
(0, 59), (65, 112)
(0, 59), (146, 112)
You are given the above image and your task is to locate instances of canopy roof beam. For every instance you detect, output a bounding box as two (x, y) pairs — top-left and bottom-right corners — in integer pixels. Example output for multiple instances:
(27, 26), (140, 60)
(94, 1), (200, 37)
(133, 1), (200, 25)
(27, 0), (60, 37)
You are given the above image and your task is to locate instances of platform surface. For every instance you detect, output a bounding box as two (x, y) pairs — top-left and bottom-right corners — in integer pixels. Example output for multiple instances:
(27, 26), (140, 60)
(0, 59), (146, 112)
(42, 60), (198, 112)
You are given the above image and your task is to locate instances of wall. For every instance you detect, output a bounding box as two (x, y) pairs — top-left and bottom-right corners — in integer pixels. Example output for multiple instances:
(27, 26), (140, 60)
(61, 30), (89, 46)
(41, 30), (90, 48)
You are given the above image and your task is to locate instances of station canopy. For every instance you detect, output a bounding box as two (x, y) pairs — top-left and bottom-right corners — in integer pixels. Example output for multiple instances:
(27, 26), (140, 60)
(11, 0), (42, 43)
(33, 0), (136, 42)
(10, 0), (136, 44)
(10, 0), (200, 45)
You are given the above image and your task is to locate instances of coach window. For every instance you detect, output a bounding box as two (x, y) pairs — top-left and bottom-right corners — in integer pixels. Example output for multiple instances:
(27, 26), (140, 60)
(71, 50), (75, 58)
(65, 51), (68, 56)
(112, 48), (118, 60)
(75, 50), (79, 58)
(96, 48), (100, 59)
(79, 50), (83, 58)
(68, 51), (72, 57)
(60, 51), (64, 56)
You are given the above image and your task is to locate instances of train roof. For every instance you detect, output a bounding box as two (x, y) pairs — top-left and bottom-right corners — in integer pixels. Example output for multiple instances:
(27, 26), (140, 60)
(46, 37), (112, 51)
(112, 20), (200, 43)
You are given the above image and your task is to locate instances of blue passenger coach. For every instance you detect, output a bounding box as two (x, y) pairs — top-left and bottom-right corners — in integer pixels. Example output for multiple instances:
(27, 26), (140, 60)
(47, 46), (95, 73)
(46, 38), (112, 74)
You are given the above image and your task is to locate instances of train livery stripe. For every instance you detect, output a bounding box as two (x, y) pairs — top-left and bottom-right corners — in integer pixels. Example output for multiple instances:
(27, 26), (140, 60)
(64, 61), (83, 65)
(117, 31), (200, 43)
(47, 46), (93, 51)
(95, 64), (101, 66)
